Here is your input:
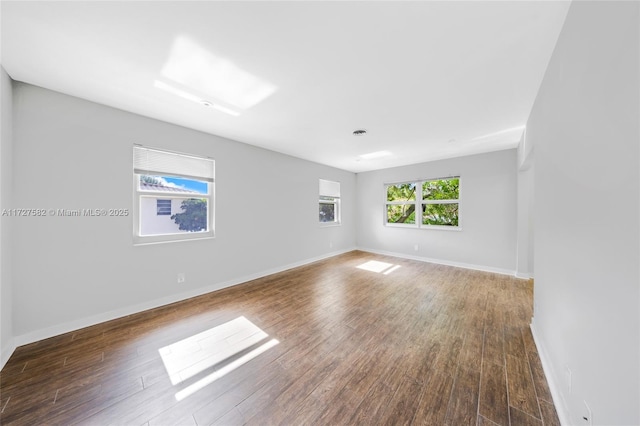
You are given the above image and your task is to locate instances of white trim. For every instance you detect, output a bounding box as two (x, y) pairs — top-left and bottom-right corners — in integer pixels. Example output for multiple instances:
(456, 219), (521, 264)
(515, 271), (534, 279)
(13, 247), (356, 348)
(422, 199), (458, 205)
(386, 201), (417, 206)
(319, 223), (341, 228)
(530, 320), (570, 426)
(0, 337), (16, 370)
(357, 247), (519, 277)
(385, 223), (462, 232)
(133, 235), (215, 246)
(385, 174), (460, 187)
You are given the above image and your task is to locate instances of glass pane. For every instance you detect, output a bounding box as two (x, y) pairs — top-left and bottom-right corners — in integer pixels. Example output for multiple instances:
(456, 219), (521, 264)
(387, 183), (416, 202)
(387, 204), (416, 224)
(141, 197), (208, 236)
(422, 203), (459, 226)
(319, 202), (336, 223)
(139, 175), (208, 195)
(422, 178), (459, 201)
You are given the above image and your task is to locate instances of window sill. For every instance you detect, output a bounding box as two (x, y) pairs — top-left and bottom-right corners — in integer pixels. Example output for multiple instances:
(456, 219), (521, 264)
(421, 225), (462, 232)
(384, 223), (462, 232)
(134, 233), (214, 246)
(319, 222), (341, 228)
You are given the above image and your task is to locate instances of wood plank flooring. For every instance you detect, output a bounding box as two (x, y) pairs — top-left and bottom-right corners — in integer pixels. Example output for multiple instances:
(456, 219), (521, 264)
(0, 251), (560, 425)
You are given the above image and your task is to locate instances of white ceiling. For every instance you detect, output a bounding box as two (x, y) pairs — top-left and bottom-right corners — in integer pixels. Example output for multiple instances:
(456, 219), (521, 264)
(1, 1), (570, 173)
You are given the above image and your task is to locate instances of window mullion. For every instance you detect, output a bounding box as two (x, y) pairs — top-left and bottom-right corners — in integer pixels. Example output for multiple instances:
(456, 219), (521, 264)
(422, 199), (458, 205)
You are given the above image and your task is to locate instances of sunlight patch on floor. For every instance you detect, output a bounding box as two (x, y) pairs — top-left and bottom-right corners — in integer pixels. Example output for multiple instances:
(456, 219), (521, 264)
(158, 316), (278, 400)
(357, 260), (401, 275)
(174, 338), (279, 401)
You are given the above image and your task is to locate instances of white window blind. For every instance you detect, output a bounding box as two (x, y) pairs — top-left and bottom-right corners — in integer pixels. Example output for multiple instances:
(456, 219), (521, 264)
(319, 179), (340, 198)
(134, 145), (214, 182)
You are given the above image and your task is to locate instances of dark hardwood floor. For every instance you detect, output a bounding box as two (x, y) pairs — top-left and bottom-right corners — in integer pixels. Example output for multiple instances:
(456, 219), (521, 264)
(0, 251), (559, 425)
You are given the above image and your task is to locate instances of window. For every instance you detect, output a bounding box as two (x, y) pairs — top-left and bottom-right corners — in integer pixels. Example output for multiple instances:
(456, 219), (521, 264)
(156, 199), (171, 215)
(421, 178), (459, 226)
(319, 179), (340, 226)
(133, 145), (214, 244)
(385, 182), (417, 225)
(385, 177), (459, 228)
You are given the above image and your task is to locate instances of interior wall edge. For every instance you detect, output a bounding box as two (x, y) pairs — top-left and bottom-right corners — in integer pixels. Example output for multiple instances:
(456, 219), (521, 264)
(530, 319), (570, 426)
(0, 66), (15, 372)
(514, 272), (533, 280)
(10, 247), (356, 350)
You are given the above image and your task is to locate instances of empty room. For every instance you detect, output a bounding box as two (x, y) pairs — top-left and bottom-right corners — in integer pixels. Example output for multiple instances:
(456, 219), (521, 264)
(0, 1), (638, 425)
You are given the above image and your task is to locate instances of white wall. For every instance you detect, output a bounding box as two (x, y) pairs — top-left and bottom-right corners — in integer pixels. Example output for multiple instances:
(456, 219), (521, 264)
(356, 149), (517, 274)
(528, 1), (639, 424)
(11, 83), (356, 343)
(0, 67), (14, 368)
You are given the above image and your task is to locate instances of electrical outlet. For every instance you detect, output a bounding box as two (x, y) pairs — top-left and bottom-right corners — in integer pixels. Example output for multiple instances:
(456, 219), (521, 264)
(414, 244), (419, 251)
(582, 400), (592, 425)
(177, 273), (186, 283)
(329, 241), (333, 249)
(565, 366), (572, 394)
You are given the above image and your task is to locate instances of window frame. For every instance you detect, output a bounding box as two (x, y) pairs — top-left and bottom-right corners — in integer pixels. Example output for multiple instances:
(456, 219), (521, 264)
(319, 179), (341, 227)
(384, 176), (461, 230)
(319, 195), (340, 226)
(384, 182), (418, 226)
(133, 145), (215, 245)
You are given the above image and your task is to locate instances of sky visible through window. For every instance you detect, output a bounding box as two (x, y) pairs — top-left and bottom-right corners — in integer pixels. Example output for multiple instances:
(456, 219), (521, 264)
(142, 175), (208, 194)
(164, 176), (207, 194)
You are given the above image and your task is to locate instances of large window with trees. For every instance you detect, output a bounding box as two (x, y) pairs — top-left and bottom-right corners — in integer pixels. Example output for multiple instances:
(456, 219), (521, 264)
(385, 177), (460, 228)
(133, 145), (215, 244)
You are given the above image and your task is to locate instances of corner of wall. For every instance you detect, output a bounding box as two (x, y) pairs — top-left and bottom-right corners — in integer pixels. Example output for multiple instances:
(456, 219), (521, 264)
(0, 338), (15, 370)
(530, 319), (570, 426)
(0, 65), (15, 370)
(517, 129), (533, 172)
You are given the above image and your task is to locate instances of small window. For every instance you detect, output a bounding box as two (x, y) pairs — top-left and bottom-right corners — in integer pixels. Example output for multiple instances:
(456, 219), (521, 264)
(320, 196), (338, 223)
(133, 145), (214, 244)
(157, 199), (171, 215)
(319, 179), (341, 226)
(385, 177), (460, 229)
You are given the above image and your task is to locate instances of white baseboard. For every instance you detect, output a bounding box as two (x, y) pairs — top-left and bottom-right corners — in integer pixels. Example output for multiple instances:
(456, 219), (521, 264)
(357, 247), (519, 277)
(0, 337), (16, 370)
(515, 271), (534, 279)
(530, 319), (570, 426)
(13, 247), (356, 348)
